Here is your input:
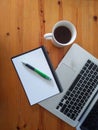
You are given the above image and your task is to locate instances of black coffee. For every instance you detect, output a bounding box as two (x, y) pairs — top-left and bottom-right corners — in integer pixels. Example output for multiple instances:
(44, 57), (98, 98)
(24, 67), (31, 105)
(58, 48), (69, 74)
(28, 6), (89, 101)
(54, 26), (71, 44)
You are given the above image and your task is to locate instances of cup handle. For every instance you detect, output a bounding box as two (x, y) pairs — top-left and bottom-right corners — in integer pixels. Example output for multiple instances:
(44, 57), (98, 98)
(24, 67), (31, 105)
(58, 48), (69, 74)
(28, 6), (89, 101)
(44, 33), (52, 40)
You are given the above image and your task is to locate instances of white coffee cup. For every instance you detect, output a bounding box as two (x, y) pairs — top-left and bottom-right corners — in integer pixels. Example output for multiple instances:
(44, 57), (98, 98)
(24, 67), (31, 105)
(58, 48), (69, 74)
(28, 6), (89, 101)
(44, 20), (77, 47)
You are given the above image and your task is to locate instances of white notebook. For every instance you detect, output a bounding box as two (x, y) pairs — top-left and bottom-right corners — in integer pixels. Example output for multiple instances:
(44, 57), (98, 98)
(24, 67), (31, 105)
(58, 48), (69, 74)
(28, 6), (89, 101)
(11, 46), (62, 105)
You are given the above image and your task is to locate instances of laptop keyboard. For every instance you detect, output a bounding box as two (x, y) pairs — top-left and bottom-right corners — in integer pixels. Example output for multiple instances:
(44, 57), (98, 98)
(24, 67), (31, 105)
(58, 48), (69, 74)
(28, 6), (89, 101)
(56, 59), (98, 120)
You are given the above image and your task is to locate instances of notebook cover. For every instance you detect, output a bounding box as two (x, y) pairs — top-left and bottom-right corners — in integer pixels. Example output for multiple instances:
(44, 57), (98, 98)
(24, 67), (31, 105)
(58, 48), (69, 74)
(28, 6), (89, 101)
(11, 46), (62, 105)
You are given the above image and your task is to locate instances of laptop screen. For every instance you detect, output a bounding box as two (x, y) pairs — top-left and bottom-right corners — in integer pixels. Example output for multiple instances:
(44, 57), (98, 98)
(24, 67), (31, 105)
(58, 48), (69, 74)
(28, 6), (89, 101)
(80, 99), (98, 130)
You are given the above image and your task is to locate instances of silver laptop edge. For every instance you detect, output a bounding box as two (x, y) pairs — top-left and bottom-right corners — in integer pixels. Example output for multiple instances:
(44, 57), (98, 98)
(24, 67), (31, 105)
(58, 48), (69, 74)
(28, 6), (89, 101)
(39, 43), (98, 128)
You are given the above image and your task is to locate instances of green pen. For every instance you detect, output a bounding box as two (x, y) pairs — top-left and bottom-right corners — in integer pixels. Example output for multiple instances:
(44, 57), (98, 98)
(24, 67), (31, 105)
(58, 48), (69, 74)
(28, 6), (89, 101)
(22, 62), (51, 80)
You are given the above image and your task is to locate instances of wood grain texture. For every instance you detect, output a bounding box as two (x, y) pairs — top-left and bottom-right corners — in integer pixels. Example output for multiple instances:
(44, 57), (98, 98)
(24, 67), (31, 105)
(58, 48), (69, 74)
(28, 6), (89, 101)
(0, 0), (98, 130)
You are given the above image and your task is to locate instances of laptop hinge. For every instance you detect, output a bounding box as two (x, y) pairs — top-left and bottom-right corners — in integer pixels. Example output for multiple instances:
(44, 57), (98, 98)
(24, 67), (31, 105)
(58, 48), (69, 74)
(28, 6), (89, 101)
(78, 90), (98, 121)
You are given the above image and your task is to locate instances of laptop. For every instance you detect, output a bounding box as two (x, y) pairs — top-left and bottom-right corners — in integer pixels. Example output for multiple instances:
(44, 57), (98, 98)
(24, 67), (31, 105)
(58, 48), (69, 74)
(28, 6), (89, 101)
(39, 43), (98, 130)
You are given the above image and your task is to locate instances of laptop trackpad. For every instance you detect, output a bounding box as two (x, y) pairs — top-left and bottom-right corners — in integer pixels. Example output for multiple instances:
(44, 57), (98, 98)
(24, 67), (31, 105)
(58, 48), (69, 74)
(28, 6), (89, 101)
(56, 63), (75, 90)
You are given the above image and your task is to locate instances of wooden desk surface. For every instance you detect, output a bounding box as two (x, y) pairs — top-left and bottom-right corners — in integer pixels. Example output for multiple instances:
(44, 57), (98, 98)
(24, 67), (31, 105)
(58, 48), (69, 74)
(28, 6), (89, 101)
(0, 0), (98, 130)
